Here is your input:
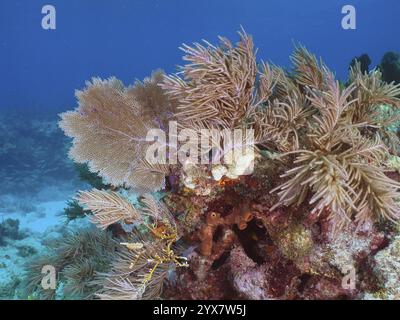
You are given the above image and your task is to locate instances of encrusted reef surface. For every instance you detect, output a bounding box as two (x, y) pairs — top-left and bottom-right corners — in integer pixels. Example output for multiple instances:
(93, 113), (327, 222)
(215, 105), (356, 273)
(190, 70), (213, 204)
(162, 172), (397, 300)
(19, 30), (400, 300)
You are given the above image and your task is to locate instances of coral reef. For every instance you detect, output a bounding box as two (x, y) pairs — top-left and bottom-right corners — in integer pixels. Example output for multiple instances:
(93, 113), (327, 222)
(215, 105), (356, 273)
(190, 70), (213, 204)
(76, 190), (188, 300)
(351, 51), (400, 85)
(22, 227), (117, 300)
(74, 163), (108, 190)
(63, 199), (89, 221)
(0, 218), (26, 246)
(350, 54), (371, 75)
(54, 30), (400, 300)
(63, 162), (110, 221)
(365, 234), (400, 299)
(0, 109), (82, 196)
(380, 52), (400, 85)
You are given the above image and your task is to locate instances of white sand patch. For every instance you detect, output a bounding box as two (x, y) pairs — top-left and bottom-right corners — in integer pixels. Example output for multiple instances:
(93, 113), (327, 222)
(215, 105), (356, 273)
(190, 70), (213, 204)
(1, 200), (66, 233)
(0, 236), (45, 285)
(0, 186), (89, 298)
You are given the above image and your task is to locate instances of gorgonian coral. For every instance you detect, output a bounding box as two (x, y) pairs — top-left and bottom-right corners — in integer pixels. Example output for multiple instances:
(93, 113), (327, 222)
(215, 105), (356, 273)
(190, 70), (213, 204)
(77, 190), (187, 300)
(161, 30), (272, 130)
(22, 228), (117, 300)
(58, 30), (400, 300)
(161, 33), (400, 225)
(59, 72), (173, 193)
(265, 53), (400, 225)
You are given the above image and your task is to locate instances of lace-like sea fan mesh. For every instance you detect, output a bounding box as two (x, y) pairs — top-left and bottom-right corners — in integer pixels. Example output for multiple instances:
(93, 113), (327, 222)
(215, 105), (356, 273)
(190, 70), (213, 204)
(59, 74), (171, 193)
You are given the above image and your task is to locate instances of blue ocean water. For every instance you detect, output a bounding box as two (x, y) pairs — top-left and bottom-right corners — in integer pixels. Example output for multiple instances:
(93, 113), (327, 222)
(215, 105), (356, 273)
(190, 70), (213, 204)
(0, 0), (399, 110)
(0, 0), (399, 300)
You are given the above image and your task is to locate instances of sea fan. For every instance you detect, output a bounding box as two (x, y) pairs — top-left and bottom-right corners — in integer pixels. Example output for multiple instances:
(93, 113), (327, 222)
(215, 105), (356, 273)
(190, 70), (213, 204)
(59, 74), (172, 194)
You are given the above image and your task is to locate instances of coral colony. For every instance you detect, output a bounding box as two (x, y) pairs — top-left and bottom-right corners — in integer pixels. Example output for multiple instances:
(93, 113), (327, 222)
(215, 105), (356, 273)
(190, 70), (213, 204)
(53, 30), (400, 300)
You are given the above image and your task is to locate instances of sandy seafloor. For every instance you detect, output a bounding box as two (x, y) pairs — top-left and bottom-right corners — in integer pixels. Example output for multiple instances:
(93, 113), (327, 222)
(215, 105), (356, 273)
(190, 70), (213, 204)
(1, 195), (65, 294)
(0, 108), (88, 299)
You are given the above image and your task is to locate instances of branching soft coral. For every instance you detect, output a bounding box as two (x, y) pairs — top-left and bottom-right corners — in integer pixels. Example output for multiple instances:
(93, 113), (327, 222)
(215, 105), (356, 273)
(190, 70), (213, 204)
(61, 29), (400, 226)
(22, 228), (117, 300)
(77, 189), (187, 300)
(77, 189), (142, 230)
(161, 30), (274, 131)
(162, 32), (400, 225)
(96, 234), (183, 300)
(266, 51), (400, 225)
(348, 63), (400, 152)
